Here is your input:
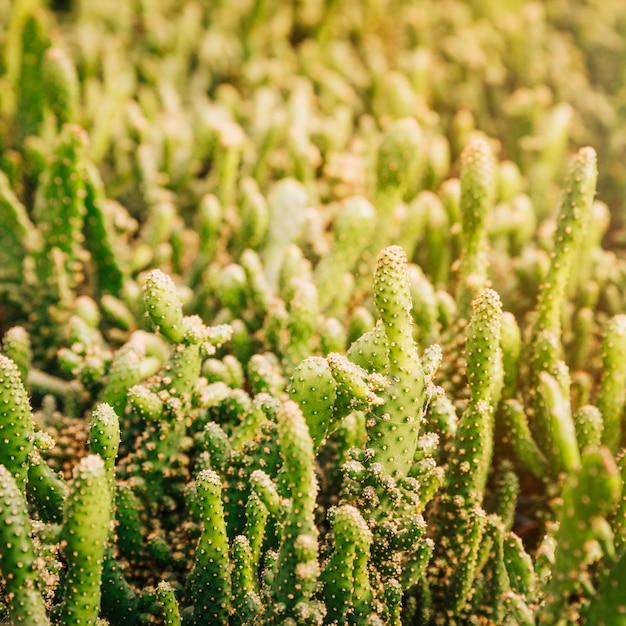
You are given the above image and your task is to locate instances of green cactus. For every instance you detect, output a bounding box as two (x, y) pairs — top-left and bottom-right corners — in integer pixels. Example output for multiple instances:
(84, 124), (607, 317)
(143, 269), (186, 344)
(42, 46), (79, 128)
(271, 400), (320, 616)
(0, 464), (49, 625)
(59, 454), (111, 626)
(0, 354), (35, 491)
(367, 245), (428, 476)
(186, 468), (232, 625)
(455, 138), (496, 319)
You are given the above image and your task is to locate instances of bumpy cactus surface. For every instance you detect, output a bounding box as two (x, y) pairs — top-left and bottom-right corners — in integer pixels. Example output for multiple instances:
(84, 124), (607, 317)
(1, 1), (626, 625)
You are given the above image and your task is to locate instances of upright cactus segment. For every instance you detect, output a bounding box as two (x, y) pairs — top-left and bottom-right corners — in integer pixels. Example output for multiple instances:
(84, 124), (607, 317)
(42, 46), (79, 128)
(1, 326), (32, 383)
(456, 138), (495, 318)
(527, 147), (598, 467)
(156, 581), (182, 626)
(597, 314), (626, 452)
(0, 465), (49, 626)
(89, 403), (121, 510)
(272, 400), (320, 616)
(187, 469), (231, 625)
(143, 269), (186, 344)
(15, 8), (50, 142)
(532, 146), (598, 339)
(0, 173), (39, 290)
(0, 354), (35, 491)
(59, 455), (111, 626)
(288, 356), (337, 449)
(32, 124), (88, 271)
(371, 118), (425, 255)
(314, 196), (377, 313)
(320, 504), (373, 625)
(368, 245), (428, 475)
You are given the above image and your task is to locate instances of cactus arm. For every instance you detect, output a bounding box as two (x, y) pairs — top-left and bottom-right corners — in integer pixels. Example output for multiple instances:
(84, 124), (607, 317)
(156, 581), (182, 626)
(60, 455), (111, 626)
(0, 354), (35, 491)
(186, 469), (231, 625)
(288, 356), (337, 450)
(597, 314), (626, 452)
(89, 403), (121, 512)
(143, 269), (186, 344)
(42, 46), (79, 127)
(368, 245), (427, 475)
(455, 138), (495, 318)
(0, 464), (50, 625)
(447, 289), (502, 505)
(272, 400), (319, 614)
(531, 147), (597, 339)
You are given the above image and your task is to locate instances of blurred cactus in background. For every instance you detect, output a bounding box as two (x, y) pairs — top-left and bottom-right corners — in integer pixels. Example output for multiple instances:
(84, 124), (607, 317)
(1, 0), (626, 624)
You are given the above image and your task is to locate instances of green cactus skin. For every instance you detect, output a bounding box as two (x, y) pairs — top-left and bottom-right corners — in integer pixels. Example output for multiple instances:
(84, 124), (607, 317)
(1, 327), (32, 385)
(528, 148), (597, 456)
(100, 546), (141, 625)
(503, 532), (538, 602)
(447, 289), (502, 505)
(33, 124), (87, 271)
(500, 398), (550, 479)
(89, 403), (121, 511)
(158, 342), (202, 399)
(245, 490), (270, 574)
(573, 404), (603, 453)
(503, 591), (536, 626)
(371, 118), (425, 255)
(446, 505), (488, 616)
(82, 161), (126, 296)
(0, 464), (50, 625)
(27, 447), (68, 524)
(314, 195), (376, 313)
(499, 311), (522, 403)
(475, 516), (509, 624)
(187, 468), (232, 626)
(288, 356), (337, 449)
(0, 354), (35, 491)
(156, 581), (182, 626)
(368, 246), (427, 476)
(538, 447), (621, 624)
(231, 534), (263, 622)
(346, 319), (389, 375)
(615, 454), (626, 556)
(584, 547), (626, 626)
(250, 469), (282, 519)
(42, 46), (79, 128)
(203, 422), (231, 475)
(60, 454), (111, 626)
(490, 461), (520, 532)
(143, 269), (186, 344)
(537, 370), (580, 474)
(597, 314), (626, 452)
(407, 263), (441, 346)
(16, 9), (50, 142)
(127, 384), (164, 422)
(456, 138), (495, 319)
(114, 482), (145, 569)
(100, 341), (144, 415)
(328, 352), (383, 419)
(261, 178), (309, 289)
(284, 278), (320, 375)
(320, 504), (371, 625)
(0, 171), (39, 288)
(272, 400), (320, 615)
